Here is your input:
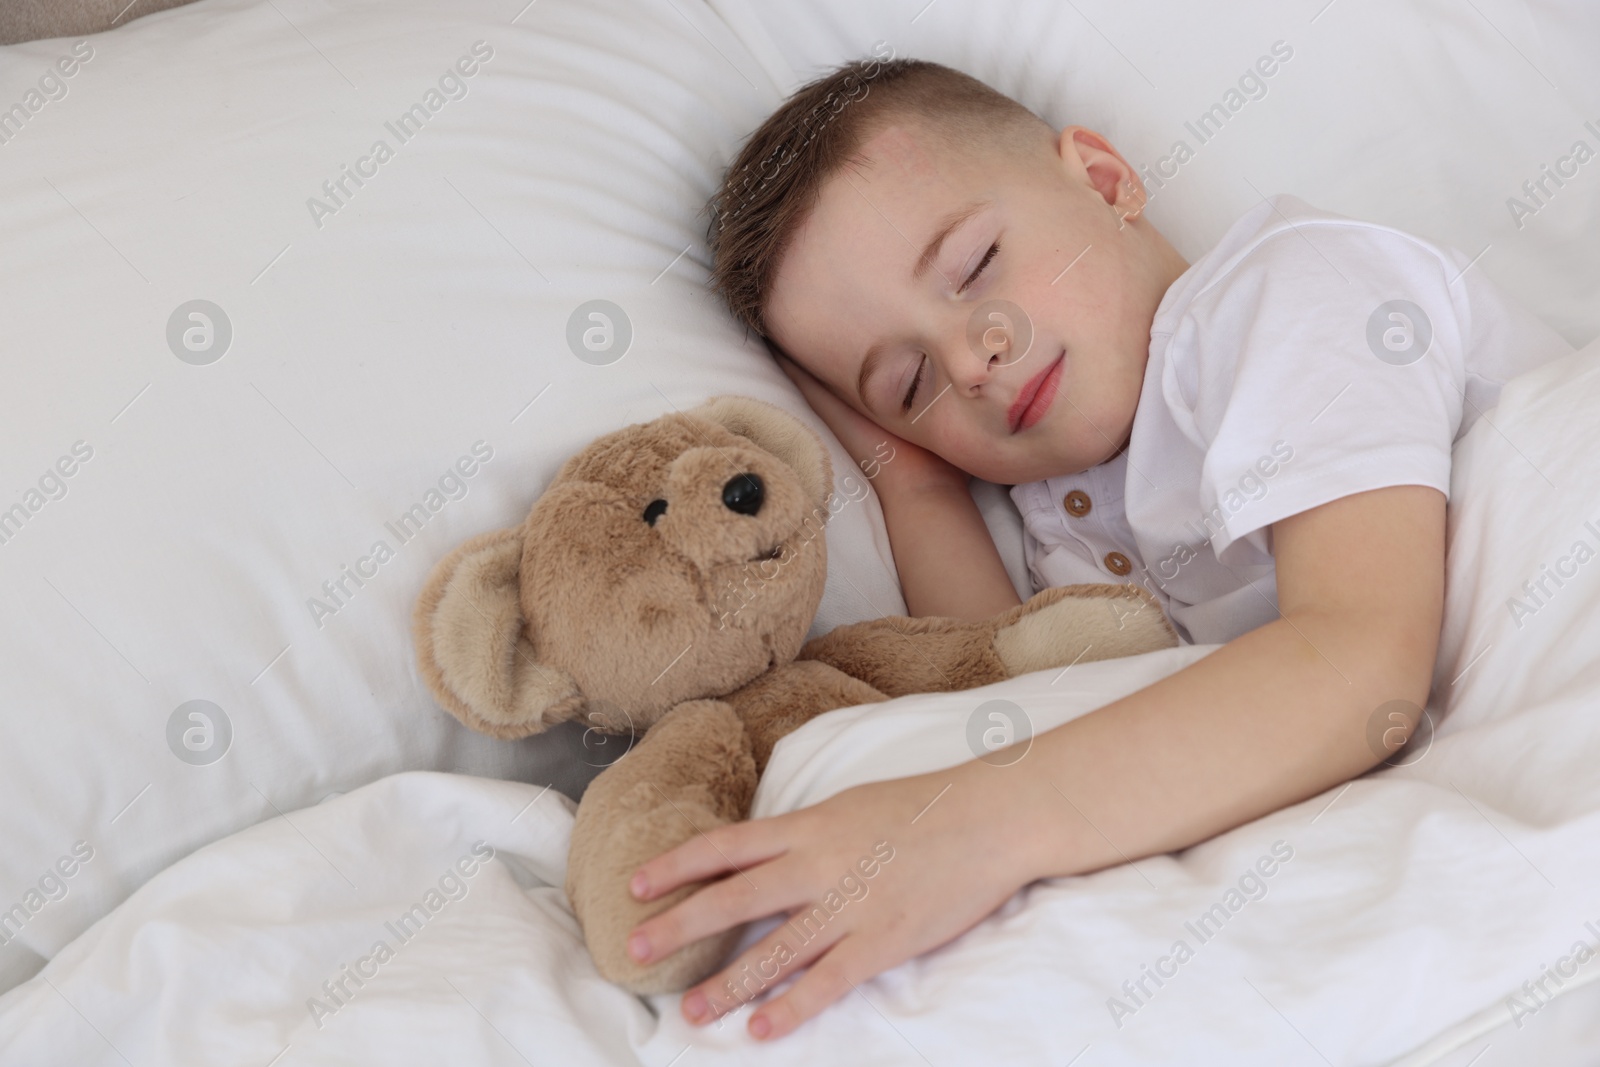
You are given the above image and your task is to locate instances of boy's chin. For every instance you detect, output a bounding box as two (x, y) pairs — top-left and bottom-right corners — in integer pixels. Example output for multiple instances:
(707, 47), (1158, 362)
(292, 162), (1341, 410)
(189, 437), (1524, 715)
(964, 451), (1076, 487)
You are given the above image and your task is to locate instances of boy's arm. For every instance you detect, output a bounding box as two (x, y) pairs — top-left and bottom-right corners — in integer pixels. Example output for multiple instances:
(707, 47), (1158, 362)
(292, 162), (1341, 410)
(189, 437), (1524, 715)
(623, 484), (1445, 1039)
(1004, 482), (1445, 880)
(872, 466), (1023, 620)
(774, 351), (1022, 620)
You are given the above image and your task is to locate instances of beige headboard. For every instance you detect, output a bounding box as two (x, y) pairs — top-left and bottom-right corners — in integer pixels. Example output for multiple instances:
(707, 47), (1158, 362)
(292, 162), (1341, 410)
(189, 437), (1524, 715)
(0, 0), (201, 45)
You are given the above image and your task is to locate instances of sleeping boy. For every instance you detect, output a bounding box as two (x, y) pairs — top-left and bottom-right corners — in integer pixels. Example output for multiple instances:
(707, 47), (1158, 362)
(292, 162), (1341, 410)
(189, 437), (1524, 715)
(619, 56), (1574, 1041)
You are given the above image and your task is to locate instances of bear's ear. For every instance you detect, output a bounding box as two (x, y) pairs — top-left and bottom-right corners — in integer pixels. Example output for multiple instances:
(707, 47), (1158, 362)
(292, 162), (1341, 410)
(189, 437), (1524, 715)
(693, 395), (833, 512)
(412, 525), (584, 739)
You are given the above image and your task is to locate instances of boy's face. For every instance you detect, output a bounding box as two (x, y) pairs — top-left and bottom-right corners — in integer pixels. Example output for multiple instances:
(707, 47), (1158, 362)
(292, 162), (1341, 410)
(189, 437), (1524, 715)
(764, 119), (1186, 485)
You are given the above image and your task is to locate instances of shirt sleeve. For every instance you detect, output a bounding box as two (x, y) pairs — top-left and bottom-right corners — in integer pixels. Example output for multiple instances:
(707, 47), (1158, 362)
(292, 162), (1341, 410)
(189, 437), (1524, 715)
(1166, 221), (1469, 568)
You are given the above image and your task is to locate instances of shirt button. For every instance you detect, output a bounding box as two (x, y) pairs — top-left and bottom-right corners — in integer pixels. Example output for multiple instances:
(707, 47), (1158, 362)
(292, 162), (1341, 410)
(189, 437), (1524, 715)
(1104, 551), (1132, 576)
(1064, 490), (1092, 518)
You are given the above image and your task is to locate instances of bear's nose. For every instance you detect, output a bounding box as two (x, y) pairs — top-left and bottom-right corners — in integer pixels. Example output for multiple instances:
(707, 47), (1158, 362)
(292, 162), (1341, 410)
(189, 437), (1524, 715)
(721, 473), (764, 516)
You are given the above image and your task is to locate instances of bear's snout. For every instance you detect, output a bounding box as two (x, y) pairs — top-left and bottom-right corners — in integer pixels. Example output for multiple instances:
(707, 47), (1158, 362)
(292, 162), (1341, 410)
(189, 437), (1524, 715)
(655, 445), (810, 573)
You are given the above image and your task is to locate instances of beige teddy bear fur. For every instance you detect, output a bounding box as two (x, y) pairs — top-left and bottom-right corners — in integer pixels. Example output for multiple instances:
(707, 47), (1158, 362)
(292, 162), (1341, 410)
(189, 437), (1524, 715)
(412, 395), (1177, 994)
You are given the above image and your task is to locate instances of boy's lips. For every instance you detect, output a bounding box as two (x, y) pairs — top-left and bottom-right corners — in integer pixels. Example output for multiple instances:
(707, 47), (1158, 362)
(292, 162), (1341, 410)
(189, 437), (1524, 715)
(1008, 351), (1065, 434)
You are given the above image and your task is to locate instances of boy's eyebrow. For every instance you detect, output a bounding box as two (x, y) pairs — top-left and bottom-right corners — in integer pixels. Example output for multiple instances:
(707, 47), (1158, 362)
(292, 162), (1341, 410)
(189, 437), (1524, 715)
(912, 198), (989, 282)
(857, 198), (990, 407)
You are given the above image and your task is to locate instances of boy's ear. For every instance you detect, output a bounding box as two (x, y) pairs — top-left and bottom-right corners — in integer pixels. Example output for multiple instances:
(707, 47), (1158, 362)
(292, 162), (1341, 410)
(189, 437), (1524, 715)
(1057, 125), (1140, 215)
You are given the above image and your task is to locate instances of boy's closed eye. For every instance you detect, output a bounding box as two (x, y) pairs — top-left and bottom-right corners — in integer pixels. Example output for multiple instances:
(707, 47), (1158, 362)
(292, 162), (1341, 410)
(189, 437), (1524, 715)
(900, 240), (1002, 412)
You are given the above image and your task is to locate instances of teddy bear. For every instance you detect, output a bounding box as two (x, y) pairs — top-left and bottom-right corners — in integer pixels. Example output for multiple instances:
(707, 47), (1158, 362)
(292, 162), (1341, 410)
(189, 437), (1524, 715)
(411, 395), (1177, 995)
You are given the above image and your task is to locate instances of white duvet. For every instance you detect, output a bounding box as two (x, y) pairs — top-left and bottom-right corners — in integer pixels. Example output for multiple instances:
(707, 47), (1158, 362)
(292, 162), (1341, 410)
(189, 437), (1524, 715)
(5, 341), (1600, 1066)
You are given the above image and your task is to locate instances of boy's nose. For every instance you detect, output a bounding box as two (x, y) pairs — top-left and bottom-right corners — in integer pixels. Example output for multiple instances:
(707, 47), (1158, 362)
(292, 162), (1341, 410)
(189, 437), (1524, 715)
(942, 340), (1002, 395)
(943, 303), (1031, 394)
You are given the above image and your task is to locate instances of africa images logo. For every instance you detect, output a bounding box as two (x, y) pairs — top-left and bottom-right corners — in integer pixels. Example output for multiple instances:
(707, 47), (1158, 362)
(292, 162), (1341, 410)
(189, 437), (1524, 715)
(305, 41), (495, 230)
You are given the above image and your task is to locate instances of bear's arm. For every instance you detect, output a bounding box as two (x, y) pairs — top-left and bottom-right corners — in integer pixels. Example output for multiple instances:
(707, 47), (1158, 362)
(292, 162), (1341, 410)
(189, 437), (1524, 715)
(796, 585), (1176, 701)
(796, 613), (1011, 700)
(724, 660), (885, 775)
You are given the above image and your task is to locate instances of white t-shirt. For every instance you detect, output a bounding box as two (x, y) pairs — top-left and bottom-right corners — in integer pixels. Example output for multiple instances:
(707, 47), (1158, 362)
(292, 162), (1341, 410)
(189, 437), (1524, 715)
(1009, 194), (1573, 647)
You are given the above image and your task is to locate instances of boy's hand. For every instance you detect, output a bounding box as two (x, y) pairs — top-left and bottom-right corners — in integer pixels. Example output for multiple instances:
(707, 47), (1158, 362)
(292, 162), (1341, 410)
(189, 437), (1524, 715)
(774, 351), (966, 494)
(624, 760), (1040, 1042)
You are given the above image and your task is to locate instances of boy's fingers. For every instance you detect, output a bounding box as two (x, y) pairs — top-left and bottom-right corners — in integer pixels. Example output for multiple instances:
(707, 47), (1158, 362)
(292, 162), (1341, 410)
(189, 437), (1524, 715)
(632, 818), (784, 899)
(773, 351), (817, 392)
(681, 907), (838, 1024)
(773, 349), (850, 416)
(748, 933), (880, 1041)
(630, 853), (807, 962)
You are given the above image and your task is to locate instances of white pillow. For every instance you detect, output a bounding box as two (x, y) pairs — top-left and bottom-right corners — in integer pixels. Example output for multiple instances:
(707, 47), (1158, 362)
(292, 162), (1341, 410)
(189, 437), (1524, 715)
(0, 0), (907, 992)
(1432, 334), (1600, 733)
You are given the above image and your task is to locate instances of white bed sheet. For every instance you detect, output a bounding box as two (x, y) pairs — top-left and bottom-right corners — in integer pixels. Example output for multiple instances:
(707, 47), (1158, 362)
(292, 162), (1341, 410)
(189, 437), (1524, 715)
(6, 335), (1600, 1066)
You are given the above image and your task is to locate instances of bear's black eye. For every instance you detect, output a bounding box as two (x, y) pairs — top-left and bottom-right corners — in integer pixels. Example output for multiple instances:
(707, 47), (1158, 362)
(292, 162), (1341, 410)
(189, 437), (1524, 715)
(642, 499), (668, 526)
